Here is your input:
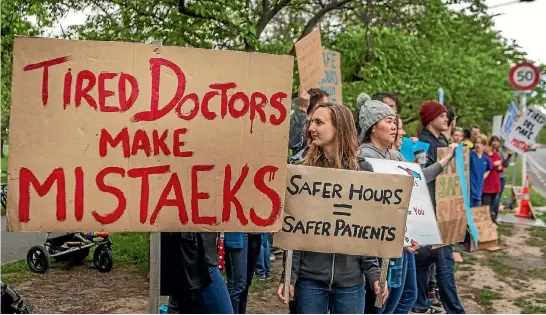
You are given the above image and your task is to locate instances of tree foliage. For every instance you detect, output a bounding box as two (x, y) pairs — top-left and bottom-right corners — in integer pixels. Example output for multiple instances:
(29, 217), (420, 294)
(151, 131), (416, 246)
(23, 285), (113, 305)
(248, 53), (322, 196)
(1, 0), (69, 155)
(1, 0), (545, 144)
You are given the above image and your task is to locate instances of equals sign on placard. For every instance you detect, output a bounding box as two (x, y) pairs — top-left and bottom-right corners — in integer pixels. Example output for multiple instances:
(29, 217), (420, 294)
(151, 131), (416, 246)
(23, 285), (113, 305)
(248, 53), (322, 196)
(332, 204), (352, 216)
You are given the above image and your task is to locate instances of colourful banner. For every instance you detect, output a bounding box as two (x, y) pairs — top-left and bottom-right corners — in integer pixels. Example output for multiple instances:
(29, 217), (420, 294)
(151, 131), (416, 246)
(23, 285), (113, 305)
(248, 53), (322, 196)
(455, 144), (478, 246)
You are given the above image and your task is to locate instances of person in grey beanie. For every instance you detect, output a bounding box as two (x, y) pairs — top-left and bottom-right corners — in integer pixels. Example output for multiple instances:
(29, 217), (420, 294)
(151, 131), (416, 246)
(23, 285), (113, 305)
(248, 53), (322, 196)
(355, 93), (457, 314)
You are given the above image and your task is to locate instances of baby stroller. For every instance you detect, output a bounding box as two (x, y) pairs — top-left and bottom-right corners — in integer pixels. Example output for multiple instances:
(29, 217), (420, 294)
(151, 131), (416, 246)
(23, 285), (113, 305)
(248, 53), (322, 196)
(1, 282), (32, 314)
(26, 232), (113, 274)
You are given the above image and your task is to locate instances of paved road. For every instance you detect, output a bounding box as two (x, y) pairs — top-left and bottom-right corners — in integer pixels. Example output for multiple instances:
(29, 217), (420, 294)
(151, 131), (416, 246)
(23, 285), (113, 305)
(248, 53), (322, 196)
(1, 216), (46, 264)
(526, 149), (546, 197)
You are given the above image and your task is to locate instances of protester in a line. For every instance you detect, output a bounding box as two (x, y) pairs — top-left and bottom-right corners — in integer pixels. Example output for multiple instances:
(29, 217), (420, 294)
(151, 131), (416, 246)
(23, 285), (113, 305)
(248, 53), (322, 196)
(438, 104), (456, 146)
(355, 95), (456, 314)
(199, 233), (234, 313)
(356, 93), (397, 138)
(288, 88), (329, 160)
(413, 100), (466, 314)
(451, 127), (464, 144)
(372, 92), (398, 113)
(462, 129), (474, 149)
(286, 89), (329, 314)
(469, 134), (492, 208)
(161, 232), (228, 314)
(483, 139), (503, 221)
(277, 102), (387, 314)
(471, 125), (480, 138)
(224, 232), (262, 314)
(432, 103), (456, 308)
(255, 233), (272, 281)
(490, 136), (512, 218)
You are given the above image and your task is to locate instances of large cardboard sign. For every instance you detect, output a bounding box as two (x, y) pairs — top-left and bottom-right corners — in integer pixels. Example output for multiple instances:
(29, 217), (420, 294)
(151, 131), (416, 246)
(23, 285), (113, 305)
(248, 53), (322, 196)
(367, 158), (442, 247)
(7, 37), (294, 232)
(274, 164), (414, 258)
(295, 29), (325, 91)
(504, 106), (546, 154)
(320, 49), (342, 103)
(470, 206), (500, 251)
(435, 147), (470, 245)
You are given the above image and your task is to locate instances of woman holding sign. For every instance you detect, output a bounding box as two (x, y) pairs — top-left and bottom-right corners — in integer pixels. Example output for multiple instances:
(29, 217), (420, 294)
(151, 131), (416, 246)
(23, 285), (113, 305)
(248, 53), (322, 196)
(355, 93), (457, 314)
(277, 102), (387, 314)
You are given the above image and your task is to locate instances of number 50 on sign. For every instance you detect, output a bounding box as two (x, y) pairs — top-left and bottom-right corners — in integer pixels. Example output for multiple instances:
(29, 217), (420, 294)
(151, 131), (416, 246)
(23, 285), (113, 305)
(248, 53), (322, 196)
(509, 62), (540, 91)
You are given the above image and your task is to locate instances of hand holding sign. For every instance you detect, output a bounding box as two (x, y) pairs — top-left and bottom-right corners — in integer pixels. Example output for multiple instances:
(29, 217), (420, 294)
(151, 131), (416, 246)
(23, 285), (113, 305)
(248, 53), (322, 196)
(277, 283), (294, 304)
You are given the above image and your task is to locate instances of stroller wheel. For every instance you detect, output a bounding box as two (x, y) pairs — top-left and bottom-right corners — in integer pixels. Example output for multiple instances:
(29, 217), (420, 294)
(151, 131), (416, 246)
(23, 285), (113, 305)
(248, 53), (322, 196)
(26, 245), (50, 273)
(1, 192), (6, 209)
(93, 245), (113, 273)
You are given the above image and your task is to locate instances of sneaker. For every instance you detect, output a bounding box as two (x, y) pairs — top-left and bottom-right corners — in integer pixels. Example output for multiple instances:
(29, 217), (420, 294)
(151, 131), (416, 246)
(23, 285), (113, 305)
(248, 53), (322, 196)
(412, 307), (442, 314)
(257, 273), (272, 281)
(428, 291), (442, 307)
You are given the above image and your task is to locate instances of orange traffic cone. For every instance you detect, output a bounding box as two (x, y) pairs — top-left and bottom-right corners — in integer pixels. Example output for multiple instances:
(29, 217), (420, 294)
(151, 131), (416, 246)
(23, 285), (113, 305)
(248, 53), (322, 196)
(516, 174), (533, 218)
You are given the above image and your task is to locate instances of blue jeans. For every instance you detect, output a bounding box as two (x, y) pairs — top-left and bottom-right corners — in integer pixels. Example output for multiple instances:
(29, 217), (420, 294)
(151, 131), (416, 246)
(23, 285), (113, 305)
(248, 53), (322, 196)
(383, 252), (408, 314)
(201, 266), (234, 313)
(492, 177), (506, 219)
(415, 246), (465, 314)
(295, 279), (365, 314)
(255, 235), (271, 277)
(382, 251), (417, 314)
(470, 198), (481, 207)
(225, 233), (262, 314)
(395, 252), (417, 313)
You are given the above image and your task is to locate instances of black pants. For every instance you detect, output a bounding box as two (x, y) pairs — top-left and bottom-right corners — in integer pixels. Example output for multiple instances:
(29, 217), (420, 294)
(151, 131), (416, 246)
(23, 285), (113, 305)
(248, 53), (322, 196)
(167, 291), (203, 314)
(482, 193), (497, 220)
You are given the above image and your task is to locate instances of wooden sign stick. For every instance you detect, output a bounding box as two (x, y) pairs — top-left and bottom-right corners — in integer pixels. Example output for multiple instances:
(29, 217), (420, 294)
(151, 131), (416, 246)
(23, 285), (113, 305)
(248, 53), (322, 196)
(374, 258), (389, 308)
(284, 250), (293, 302)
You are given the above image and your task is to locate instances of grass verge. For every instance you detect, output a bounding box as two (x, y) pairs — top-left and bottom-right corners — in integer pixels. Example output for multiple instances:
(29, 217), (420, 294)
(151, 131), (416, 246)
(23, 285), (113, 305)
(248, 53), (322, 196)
(514, 297), (546, 314)
(472, 288), (502, 314)
(1, 232), (150, 286)
(502, 158), (546, 207)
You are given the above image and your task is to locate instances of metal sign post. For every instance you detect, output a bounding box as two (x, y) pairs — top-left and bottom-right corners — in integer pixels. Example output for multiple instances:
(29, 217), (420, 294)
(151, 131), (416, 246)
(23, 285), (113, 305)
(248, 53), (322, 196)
(148, 38), (163, 315)
(520, 93), (527, 187)
(508, 62), (539, 188)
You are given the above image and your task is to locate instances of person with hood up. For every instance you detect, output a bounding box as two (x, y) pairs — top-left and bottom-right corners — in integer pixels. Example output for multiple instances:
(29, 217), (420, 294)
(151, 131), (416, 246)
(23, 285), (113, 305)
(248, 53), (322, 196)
(355, 94), (457, 314)
(277, 102), (386, 314)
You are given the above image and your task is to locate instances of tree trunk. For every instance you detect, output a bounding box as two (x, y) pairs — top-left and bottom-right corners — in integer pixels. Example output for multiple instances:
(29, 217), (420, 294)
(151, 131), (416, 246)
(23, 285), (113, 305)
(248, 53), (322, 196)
(0, 139), (4, 158)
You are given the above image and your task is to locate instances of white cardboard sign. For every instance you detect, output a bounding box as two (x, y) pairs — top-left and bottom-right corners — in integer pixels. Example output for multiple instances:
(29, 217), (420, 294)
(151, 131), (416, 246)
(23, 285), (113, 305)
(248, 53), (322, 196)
(504, 106), (546, 155)
(367, 158), (442, 246)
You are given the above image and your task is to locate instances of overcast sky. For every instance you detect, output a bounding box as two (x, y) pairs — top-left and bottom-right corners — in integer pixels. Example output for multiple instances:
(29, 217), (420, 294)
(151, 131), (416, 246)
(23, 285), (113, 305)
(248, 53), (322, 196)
(44, 0), (545, 64)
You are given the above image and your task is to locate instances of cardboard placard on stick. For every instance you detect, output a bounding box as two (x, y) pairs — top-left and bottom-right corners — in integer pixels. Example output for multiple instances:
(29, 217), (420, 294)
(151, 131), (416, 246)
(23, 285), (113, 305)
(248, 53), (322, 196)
(274, 164), (414, 258)
(295, 29), (325, 91)
(434, 147), (470, 245)
(470, 206), (500, 252)
(320, 49), (342, 103)
(7, 36), (294, 232)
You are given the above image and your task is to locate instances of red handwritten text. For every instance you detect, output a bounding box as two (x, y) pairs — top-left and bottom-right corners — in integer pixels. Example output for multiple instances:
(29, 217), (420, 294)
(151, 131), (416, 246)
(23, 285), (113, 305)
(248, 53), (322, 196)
(18, 164), (281, 227)
(23, 56), (288, 133)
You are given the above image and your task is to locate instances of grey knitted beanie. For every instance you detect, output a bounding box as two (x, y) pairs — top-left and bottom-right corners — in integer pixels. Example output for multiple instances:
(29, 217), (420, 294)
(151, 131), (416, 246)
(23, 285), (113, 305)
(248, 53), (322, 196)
(357, 93), (396, 141)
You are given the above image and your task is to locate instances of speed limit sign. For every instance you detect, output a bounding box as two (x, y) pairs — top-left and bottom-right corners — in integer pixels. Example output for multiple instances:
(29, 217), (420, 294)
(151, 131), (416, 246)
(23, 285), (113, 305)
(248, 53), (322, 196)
(509, 62), (540, 91)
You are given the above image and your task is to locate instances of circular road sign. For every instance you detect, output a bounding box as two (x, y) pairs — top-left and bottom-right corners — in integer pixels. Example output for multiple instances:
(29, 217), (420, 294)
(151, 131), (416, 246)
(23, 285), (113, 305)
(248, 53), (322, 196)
(509, 62), (541, 91)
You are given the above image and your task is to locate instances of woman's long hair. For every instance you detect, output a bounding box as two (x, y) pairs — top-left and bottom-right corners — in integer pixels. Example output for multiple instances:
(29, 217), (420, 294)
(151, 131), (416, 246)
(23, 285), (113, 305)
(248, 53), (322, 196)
(302, 103), (359, 171)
